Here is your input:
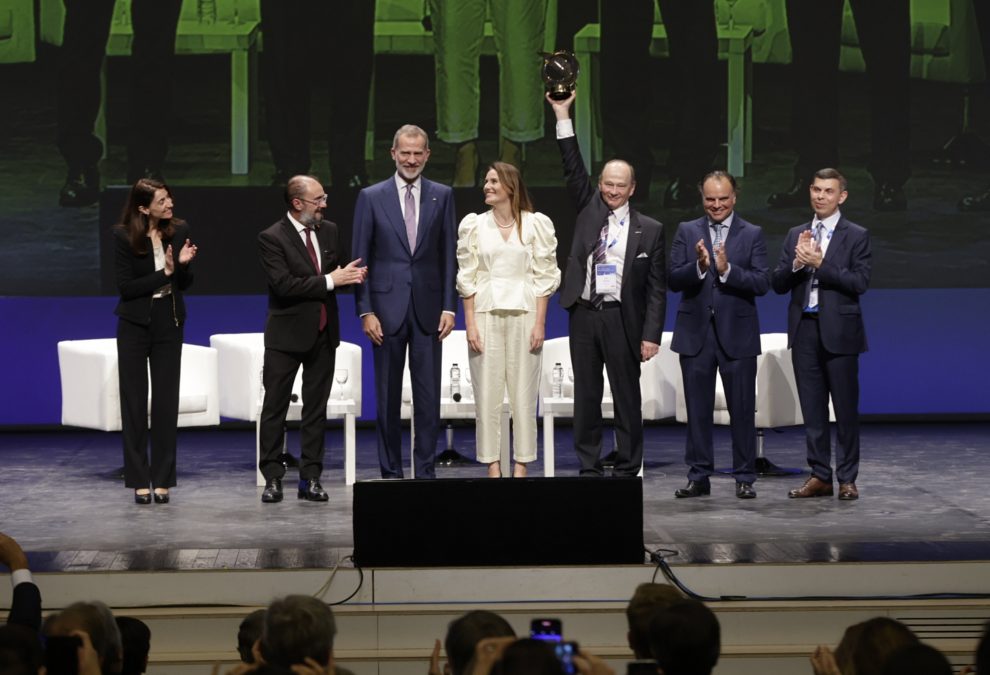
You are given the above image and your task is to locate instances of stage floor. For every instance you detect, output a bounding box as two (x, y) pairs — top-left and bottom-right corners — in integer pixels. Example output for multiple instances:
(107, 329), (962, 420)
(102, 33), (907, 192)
(1, 422), (989, 572)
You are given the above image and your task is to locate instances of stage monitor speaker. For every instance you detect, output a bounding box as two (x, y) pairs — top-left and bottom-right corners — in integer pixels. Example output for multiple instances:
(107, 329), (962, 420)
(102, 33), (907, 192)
(352, 477), (644, 567)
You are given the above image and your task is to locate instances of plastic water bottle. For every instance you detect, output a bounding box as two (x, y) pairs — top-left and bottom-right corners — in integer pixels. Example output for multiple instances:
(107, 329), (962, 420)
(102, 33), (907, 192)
(198, 0), (217, 24)
(450, 363), (461, 402)
(552, 362), (563, 398)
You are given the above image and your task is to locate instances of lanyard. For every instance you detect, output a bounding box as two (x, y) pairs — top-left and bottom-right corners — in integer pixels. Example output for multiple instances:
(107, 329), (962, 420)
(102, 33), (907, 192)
(602, 212), (627, 251)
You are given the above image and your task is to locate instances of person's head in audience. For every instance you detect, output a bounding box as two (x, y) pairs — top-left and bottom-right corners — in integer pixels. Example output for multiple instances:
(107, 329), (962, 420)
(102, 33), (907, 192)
(45, 602), (123, 674)
(0, 624), (43, 675)
(114, 617), (150, 675)
(880, 643), (951, 675)
(237, 609), (266, 664)
(834, 617), (918, 675)
(444, 610), (517, 675)
(259, 595), (335, 671)
(490, 639), (564, 675)
(625, 583), (685, 659)
(647, 599), (720, 675)
(976, 620), (990, 674)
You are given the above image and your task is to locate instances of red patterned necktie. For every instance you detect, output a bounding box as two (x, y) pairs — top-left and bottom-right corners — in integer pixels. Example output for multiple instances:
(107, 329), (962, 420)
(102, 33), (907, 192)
(305, 227), (328, 331)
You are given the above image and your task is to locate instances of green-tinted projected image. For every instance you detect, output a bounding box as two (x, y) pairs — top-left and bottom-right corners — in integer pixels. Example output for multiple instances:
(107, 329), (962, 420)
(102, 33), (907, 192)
(1, 0), (989, 294)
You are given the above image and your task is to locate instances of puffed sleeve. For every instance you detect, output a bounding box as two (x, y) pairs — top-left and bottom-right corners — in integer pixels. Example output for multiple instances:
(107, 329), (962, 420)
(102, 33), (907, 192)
(530, 212), (561, 297)
(456, 212), (481, 298)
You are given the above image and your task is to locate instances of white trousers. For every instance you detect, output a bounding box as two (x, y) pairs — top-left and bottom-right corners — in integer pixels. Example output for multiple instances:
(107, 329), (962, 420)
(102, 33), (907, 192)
(469, 309), (542, 463)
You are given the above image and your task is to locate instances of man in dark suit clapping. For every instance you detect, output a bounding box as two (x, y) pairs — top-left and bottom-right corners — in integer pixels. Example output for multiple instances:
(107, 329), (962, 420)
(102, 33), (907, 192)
(773, 168), (871, 501)
(257, 176), (367, 503)
(669, 172), (770, 499)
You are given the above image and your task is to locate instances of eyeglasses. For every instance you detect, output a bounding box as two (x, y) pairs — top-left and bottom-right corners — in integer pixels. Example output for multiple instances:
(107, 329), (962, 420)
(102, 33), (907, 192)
(299, 194), (328, 206)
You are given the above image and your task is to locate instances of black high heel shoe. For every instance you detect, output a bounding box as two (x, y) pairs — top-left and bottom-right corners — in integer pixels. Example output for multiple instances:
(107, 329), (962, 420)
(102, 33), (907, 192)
(153, 490), (170, 504)
(134, 490), (151, 505)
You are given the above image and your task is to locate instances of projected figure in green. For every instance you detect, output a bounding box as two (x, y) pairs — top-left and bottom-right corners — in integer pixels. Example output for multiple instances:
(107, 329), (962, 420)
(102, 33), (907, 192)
(430, 0), (547, 187)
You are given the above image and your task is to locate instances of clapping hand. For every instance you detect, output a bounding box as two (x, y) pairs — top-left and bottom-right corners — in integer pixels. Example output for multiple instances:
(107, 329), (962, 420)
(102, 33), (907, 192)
(331, 258), (368, 287)
(694, 239), (710, 273)
(714, 243), (728, 276)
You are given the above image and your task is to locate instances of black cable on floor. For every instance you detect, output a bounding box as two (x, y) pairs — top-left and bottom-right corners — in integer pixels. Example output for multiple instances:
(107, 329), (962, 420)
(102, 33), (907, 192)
(646, 547), (990, 602)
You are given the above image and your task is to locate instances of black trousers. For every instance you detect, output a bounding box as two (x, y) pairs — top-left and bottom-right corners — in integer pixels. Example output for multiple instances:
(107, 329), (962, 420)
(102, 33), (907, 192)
(792, 315), (861, 484)
(784, 0), (911, 186)
(568, 304), (643, 476)
(259, 330), (336, 481)
(259, 0), (374, 181)
(116, 298), (182, 489)
(601, 0), (719, 189)
(56, 0), (181, 175)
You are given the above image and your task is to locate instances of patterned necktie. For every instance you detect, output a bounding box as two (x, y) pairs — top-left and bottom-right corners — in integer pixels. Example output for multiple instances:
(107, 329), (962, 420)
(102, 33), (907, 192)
(712, 221), (723, 249)
(804, 222), (823, 310)
(588, 215), (611, 309)
(404, 184), (417, 252)
(305, 228), (328, 332)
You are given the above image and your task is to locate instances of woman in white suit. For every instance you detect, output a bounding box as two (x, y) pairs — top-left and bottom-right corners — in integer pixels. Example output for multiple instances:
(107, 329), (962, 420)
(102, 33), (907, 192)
(457, 162), (560, 477)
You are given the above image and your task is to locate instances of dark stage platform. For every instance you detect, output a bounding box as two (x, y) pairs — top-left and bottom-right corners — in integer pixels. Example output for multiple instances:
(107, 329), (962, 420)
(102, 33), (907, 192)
(1, 422), (989, 572)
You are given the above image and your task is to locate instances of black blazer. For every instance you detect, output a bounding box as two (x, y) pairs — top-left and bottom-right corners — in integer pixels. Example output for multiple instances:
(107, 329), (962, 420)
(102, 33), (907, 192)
(113, 222), (194, 325)
(772, 216), (871, 355)
(556, 135), (667, 360)
(258, 216), (342, 352)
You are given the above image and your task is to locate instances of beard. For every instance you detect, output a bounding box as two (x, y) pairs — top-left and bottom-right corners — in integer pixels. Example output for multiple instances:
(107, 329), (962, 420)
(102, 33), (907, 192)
(299, 211), (321, 228)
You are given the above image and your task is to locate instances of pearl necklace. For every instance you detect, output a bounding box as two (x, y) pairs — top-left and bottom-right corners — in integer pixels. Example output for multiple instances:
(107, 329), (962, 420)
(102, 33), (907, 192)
(493, 213), (516, 230)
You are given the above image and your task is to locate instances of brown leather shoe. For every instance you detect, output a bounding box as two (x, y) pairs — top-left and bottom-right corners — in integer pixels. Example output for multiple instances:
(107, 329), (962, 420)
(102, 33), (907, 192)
(838, 483), (859, 500)
(788, 476), (834, 498)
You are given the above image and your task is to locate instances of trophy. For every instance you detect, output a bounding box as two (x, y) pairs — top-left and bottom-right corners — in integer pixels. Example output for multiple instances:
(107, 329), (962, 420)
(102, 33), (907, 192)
(540, 50), (579, 100)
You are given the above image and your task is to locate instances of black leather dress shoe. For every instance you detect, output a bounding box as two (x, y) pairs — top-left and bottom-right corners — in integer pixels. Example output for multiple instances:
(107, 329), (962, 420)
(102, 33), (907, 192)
(298, 479), (329, 502)
(59, 168), (100, 207)
(736, 481), (757, 499)
(153, 491), (170, 504)
(134, 490), (151, 505)
(767, 177), (808, 208)
(663, 177), (696, 208)
(873, 182), (907, 211)
(674, 479), (711, 498)
(262, 478), (283, 503)
(959, 185), (990, 212)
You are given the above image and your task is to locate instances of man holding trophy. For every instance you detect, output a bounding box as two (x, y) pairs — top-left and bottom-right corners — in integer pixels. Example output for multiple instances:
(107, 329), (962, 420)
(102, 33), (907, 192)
(544, 54), (667, 478)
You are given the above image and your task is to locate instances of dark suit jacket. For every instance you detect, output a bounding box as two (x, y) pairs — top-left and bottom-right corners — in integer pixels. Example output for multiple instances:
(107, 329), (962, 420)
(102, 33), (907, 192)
(669, 215), (769, 359)
(351, 176), (457, 335)
(113, 222), (193, 325)
(557, 136), (666, 360)
(772, 216), (871, 355)
(258, 216), (342, 352)
(7, 580), (41, 633)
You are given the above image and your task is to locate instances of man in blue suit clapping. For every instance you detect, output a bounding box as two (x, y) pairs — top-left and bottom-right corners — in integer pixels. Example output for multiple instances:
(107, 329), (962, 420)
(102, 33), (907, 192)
(669, 172), (770, 499)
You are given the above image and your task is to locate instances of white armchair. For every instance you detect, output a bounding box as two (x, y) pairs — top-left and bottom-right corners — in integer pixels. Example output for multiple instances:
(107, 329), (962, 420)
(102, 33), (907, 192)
(57, 338), (220, 431)
(539, 332), (678, 476)
(209, 333), (362, 486)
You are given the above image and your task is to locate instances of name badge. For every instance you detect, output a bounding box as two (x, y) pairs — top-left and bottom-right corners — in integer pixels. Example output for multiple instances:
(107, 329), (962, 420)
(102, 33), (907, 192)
(595, 263), (618, 295)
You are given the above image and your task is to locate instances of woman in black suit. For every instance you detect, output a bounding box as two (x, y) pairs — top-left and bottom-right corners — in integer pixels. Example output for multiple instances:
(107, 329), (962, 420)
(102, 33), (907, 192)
(114, 178), (197, 504)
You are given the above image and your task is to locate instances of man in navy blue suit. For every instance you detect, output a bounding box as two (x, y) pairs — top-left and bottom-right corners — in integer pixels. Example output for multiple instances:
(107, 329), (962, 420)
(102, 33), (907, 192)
(352, 125), (457, 479)
(669, 172), (770, 499)
(772, 168), (871, 500)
